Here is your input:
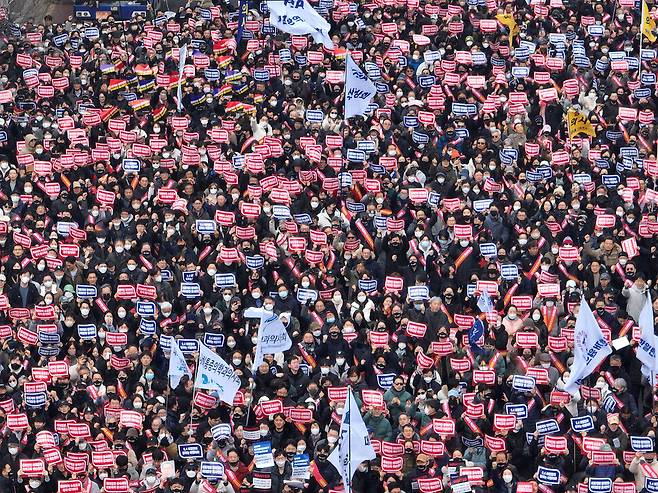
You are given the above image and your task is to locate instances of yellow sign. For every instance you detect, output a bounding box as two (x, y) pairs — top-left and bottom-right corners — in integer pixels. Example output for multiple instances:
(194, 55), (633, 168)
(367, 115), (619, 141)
(567, 109), (596, 138)
(643, 0), (657, 42)
(496, 14), (520, 48)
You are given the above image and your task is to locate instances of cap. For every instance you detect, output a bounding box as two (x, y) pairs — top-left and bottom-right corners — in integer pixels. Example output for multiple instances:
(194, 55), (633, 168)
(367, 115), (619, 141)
(600, 273), (611, 281)
(607, 414), (620, 424)
(539, 353), (551, 363)
(416, 453), (430, 464)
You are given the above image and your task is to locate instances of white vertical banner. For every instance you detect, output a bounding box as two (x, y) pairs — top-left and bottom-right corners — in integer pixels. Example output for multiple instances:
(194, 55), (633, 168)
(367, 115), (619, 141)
(563, 298), (612, 395)
(168, 339), (192, 389)
(344, 53), (377, 119)
(177, 44), (188, 112)
(637, 294), (657, 385)
(251, 312), (293, 372)
(328, 388), (376, 492)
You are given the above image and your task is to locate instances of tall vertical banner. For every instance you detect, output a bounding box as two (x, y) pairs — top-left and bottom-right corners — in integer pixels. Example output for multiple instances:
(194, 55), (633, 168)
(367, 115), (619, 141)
(637, 294), (657, 385)
(236, 0), (249, 42)
(168, 339), (192, 389)
(643, 0), (657, 42)
(177, 44), (188, 112)
(251, 312), (293, 372)
(344, 53), (377, 119)
(328, 388), (376, 492)
(563, 298), (612, 395)
(267, 0), (334, 49)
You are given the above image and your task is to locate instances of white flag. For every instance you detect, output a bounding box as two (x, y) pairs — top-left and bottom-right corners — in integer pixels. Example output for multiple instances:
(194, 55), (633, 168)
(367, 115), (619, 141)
(195, 343), (242, 404)
(563, 298), (612, 395)
(328, 388), (376, 492)
(177, 44), (187, 112)
(344, 54), (377, 119)
(477, 290), (494, 313)
(637, 294), (657, 385)
(252, 312), (293, 372)
(267, 0), (334, 50)
(168, 340), (192, 389)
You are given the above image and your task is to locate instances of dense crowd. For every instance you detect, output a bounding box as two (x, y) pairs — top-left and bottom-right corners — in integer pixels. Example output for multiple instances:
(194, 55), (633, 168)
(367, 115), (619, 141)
(0, 0), (657, 492)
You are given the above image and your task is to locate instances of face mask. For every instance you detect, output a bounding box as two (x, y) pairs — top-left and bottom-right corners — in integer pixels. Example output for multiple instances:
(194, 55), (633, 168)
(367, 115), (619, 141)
(336, 357), (346, 365)
(275, 459), (287, 467)
(117, 309), (126, 318)
(424, 376), (433, 383)
(460, 240), (469, 247)
(260, 428), (269, 436)
(233, 358), (242, 366)
(29, 480), (41, 489)
(264, 303), (273, 311)
(503, 474), (513, 484)
(127, 264), (137, 271)
(252, 292), (261, 299)
(21, 275), (30, 284)
(508, 313), (517, 320)
(532, 313), (541, 322)
(145, 373), (154, 381)
(80, 308), (90, 317)
(203, 307), (212, 315)
(134, 401), (143, 409)
(186, 470), (196, 478)
(115, 246), (124, 253)
(320, 367), (330, 375)
(279, 291), (288, 299)
(8, 447), (18, 455)
(146, 475), (157, 485)
(327, 317), (336, 324)
(421, 240), (431, 249)
(328, 436), (337, 444)
(619, 259), (627, 266)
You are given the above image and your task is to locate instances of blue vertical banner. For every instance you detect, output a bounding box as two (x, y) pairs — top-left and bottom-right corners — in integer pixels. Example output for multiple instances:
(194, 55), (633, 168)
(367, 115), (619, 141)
(237, 0), (249, 42)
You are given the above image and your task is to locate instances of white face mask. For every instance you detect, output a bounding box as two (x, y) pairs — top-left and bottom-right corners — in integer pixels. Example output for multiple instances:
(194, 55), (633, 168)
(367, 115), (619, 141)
(357, 294), (367, 303)
(336, 357), (345, 365)
(311, 427), (320, 435)
(29, 480), (41, 489)
(459, 240), (469, 247)
(115, 246), (124, 253)
(532, 313), (541, 322)
(328, 436), (337, 444)
(8, 446), (18, 455)
(297, 444), (306, 453)
(80, 308), (90, 317)
(302, 281), (310, 288)
(260, 428), (269, 436)
(275, 459), (287, 467)
(503, 474), (513, 484)
(98, 266), (107, 274)
(233, 358), (242, 366)
(127, 264), (137, 271)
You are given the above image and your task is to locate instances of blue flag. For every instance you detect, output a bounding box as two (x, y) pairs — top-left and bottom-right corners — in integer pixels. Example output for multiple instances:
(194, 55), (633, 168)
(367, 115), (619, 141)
(469, 318), (486, 356)
(236, 0), (249, 42)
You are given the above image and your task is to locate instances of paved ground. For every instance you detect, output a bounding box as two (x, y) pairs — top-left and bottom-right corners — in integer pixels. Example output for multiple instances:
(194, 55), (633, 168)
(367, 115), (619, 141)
(10, 0), (72, 23)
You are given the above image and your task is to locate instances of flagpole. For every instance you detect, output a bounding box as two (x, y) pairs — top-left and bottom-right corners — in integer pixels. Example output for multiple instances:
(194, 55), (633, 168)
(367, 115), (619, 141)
(347, 385), (352, 493)
(190, 350), (200, 435)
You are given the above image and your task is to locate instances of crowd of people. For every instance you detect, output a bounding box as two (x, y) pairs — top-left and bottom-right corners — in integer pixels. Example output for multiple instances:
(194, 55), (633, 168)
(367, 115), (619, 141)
(0, 0), (657, 492)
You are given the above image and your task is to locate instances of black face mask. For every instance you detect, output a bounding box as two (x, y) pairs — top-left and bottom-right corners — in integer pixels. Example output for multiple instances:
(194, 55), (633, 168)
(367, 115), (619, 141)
(317, 454), (328, 462)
